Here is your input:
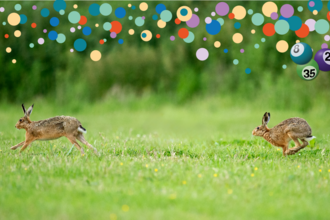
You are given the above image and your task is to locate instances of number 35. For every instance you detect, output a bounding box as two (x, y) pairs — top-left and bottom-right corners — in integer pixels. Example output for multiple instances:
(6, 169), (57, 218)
(303, 69), (316, 78)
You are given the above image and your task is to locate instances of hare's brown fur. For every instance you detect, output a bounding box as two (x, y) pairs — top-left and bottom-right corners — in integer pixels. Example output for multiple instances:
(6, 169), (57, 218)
(11, 104), (98, 155)
(252, 112), (314, 156)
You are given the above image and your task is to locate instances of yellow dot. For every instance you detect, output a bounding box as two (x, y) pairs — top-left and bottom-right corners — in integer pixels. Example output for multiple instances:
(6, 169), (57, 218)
(313, 10), (318, 15)
(213, 174), (218, 177)
(198, 174), (202, 178)
(145, 164), (148, 168)
(73, 4), (78, 9)
(232, 5), (246, 20)
(276, 40), (289, 53)
(82, 154), (85, 157)
(182, 181), (187, 185)
(90, 50), (102, 62)
(24, 168), (27, 170)
(110, 214), (117, 220)
(128, 4), (132, 8)
(297, 165), (300, 168)
(296, 40), (300, 43)
(7, 13), (21, 26)
(232, 33), (243, 43)
(128, 29), (135, 35)
(262, 2), (278, 17)
(14, 30), (21, 37)
(122, 205), (129, 212)
(157, 19), (166, 28)
(169, 194), (176, 200)
(251, 173), (255, 177)
(319, 169), (322, 172)
(228, 189), (233, 194)
(139, 2), (148, 11)
(214, 41), (221, 48)
(328, 169), (330, 172)
(6, 47), (12, 53)
(141, 30), (152, 42)
(251, 29), (256, 34)
(120, 162), (123, 166)
(95, 23), (99, 27)
(254, 167), (258, 170)
(154, 169), (158, 172)
(12, 59), (16, 64)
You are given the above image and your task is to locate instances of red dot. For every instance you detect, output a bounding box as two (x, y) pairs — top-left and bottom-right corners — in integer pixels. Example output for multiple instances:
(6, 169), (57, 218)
(79, 16), (87, 25)
(31, 23), (37, 28)
(110, 21), (122, 34)
(156, 34), (160, 38)
(178, 28), (189, 39)
(99, 39), (104, 44)
(295, 24), (309, 38)
(4, 34), (9, 38)
(175, 18), (181, 25)
(262, 23), (275, 37)
(228, 13), (235, 19)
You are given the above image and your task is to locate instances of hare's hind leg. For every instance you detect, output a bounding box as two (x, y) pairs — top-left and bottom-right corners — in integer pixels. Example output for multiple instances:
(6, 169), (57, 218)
(66, 136), (85, 155)
(76, 134), (98, 155)
(11, 141), (25, 150)
(286, 133), (307, 155)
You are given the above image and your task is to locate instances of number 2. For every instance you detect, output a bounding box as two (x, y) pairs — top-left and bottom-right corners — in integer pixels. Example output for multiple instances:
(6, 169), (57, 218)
(325, 52), (330, 61)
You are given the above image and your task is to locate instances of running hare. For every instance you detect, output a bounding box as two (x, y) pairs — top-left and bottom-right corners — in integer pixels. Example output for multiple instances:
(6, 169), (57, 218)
(252, 112), (315, 156)
(11, 104), (98, 155)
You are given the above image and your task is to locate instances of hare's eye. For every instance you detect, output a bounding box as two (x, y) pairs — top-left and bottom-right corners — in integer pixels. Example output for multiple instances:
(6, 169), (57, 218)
(19, 119), (23, 122)
(257, 127), (259, 130)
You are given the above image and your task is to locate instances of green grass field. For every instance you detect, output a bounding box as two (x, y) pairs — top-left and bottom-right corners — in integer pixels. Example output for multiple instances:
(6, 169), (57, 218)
(0, 99), (329, 220)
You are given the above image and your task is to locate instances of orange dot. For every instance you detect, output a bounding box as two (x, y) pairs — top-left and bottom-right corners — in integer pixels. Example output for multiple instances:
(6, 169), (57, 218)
(178, 28), (189, 39)
(99, 39), (104, 44)
(110, 21), (122, 34)
(31, 23), (37, 28)
(4, 34), (9, 38)
(228, 13), (235, 19)
(156, 34), (160, 38)
(327, 12), (330, 22)
(295, 24), (309, 38)
(175, 18), (181, 25)
(262, 23), (275, 37)
(79, 16), (87, 25)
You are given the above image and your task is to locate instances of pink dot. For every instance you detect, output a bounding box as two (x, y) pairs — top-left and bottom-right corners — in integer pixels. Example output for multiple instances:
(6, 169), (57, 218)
(77, 26), (81, 29)
(38, 38), (44, 45)
(240, 49), (244, 53)
(321, 43), (328, 49)
(32, 5), (37, 10)
(142, 16), (145, 20)
(170, 36), (175, 41)
(70, 27), (75, 33)
(70, 49), (74, 52)
(194, 8), (198, 12)
(110, 32), (117, 38)
(203, 37), (207, 41)
(309, 1), (315, 7)
(43, 29), (47, 33)
(205, 17), (212, 24)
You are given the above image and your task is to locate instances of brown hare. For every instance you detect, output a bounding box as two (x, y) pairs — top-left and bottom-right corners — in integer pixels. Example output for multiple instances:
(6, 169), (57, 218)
(11, 104), (98, 155)
(252, 112), (315, 156)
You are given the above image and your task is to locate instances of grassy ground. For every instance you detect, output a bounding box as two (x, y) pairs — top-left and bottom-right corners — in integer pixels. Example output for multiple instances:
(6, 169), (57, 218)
(0, 98), (329, 220)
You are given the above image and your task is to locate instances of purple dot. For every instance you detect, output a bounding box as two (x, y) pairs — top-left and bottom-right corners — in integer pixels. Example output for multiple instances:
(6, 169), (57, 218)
(215, 2), (229, 16)
(203, 37), (207, 41)
(305, 19), (316, 31)
(196, 48), (209, 61)
(0, 7), (5, 12)
(211, 12), (216, 16)
(324, 35), (330, 41)
(322, 43), (328, 49)
(194, 8), (198, 12)
(70, 27), (75, 33)
(70, 49), (74, 52)
(280, 4), (294, 18)
(270, 12), (278, 20)
(205, 17), (212, 24)
(43, 29), (47, 33)
(110, 32), (117, 38)
(186, 14), (200, 28)
(32, 5), (37, 10)
(240, 49), (244, 53)
(77, 25), (81, 30)
(170, 36), (175, 41)
(142, 16), (145, 20)
(38, 38), (44, 45)
(309, 1), (315, 7)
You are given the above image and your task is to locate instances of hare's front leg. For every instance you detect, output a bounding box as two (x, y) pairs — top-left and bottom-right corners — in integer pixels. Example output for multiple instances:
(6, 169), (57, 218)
(66, 136), (85, 155)
(19, 139), (34, 153)
(76, 134), (99, 155)
(11, 141), (25, 150)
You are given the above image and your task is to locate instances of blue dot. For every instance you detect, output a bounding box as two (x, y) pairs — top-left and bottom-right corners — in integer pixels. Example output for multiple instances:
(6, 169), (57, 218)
(181, 8), (188, 16)
(131, 6), (136, 10)
(89, 3), (100, 16)
(279, 16), (288, 21)
(245, 68), (251, 74)
(41, 8), (50, 17)
(50, 17), (59, 27)
(142, 33), (147, 38)
(48, 31), (58, 41)
(74, 38), (87, 52)
(156, 3), (166, 14)
(20, 14), (27, 24)
(53, 0), (66, 12)
(309, 0), (323, 12)
(152, 14), (158, 20)
(118, 39), (124, 44)
(234, 22), (241, 29)
(82, 26), (92, 36)
(206, 20), (221, 35)
(224, 49), (228, 53)
(288, 16), (302, 31)
(115, 7), (126, 18)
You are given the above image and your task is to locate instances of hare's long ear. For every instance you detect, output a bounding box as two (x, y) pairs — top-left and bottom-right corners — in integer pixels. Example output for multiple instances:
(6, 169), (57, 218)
(22, 104), (26, 115)
(262, 112), (270, 126)
(26, 104), (34, 117)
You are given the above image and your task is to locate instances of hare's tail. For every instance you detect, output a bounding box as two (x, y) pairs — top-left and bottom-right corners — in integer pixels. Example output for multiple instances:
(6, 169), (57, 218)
(304, 135), (316, 142)
(78, 125), (87, 134)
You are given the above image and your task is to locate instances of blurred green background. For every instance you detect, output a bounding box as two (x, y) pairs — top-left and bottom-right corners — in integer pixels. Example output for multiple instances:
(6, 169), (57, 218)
(0, 1), (329, 113)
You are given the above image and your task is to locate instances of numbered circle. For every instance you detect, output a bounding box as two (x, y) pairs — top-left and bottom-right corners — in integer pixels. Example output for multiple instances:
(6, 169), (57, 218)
(296, 59), (319, 81)
(314, 48), (330, 71)
(290, 42), (313, 65)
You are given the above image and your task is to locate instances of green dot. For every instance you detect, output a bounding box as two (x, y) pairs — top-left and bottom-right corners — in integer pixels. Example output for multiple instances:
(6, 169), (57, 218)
(255, 44), (259, 49)
(59, 10), (65, 15)
(56, 33), (66, 43)
(233, 59), (239, 65)
(15, 4), (22, 11)
(135, 17), (145, 26)
(297, 6), (303, 12)
(103, 22), (112, 31)
(261, 38), (266, 42)
(29, 43), (34, 48)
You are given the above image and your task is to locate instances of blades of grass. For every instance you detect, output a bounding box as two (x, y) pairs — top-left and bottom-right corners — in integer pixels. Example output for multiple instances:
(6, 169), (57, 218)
(66, 144), (75, 156)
